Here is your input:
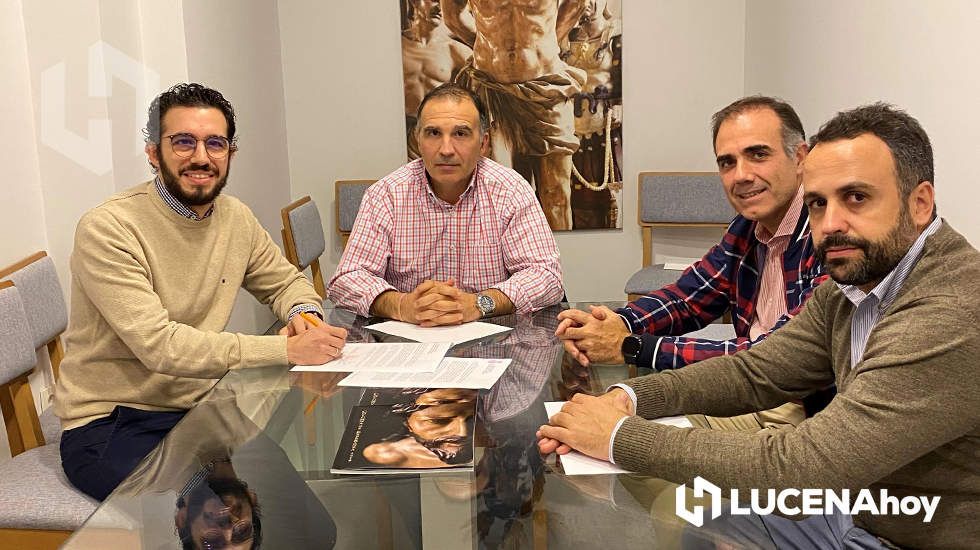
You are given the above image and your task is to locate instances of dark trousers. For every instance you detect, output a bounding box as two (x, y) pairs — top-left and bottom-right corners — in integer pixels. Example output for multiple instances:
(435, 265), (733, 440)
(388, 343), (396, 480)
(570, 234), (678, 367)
(60, 406), (185, 501)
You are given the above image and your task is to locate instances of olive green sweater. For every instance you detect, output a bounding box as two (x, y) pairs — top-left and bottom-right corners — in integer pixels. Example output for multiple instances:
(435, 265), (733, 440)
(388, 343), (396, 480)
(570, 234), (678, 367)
(614, 222), (980, 549)
(55, 182), (322, 430)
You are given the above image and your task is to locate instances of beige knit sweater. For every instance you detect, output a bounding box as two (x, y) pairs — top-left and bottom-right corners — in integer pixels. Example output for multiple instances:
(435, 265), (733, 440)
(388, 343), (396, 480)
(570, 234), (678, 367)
(614, 222), (980, 549)
(55, 182), (322, 430)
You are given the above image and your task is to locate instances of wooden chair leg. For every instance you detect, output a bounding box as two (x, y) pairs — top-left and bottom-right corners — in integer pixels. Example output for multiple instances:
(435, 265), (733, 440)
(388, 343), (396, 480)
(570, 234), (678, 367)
(0, 373), (45, 456)
(532, 508), (548, 550)
(310, 259), (326, 299)
(303, 392), (317, 447)
(373, 484), (393, 550)
(0, 528), (73, 549)
(46, 337), (64, 381)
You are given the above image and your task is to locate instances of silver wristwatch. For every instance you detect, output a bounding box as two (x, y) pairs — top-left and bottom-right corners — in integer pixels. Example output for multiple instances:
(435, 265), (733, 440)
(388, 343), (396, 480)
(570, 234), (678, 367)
(476, 293), (495, 317)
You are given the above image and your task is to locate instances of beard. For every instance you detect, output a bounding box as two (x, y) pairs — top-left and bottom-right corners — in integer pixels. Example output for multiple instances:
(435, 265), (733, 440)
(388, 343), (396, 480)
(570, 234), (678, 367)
(159, 157), (229, 208)
(816, 207), (917, 287)
(413, 433), (473, 465)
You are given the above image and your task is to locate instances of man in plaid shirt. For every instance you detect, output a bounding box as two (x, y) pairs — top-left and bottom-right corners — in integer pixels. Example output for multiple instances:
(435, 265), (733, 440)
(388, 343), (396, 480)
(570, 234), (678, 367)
(557, 96), (829, 430)
(328, 83), (563, 324)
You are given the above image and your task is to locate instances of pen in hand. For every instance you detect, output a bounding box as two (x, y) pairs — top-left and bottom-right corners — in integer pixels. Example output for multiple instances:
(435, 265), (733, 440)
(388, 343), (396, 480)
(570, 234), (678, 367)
(299, 311), (322, 327)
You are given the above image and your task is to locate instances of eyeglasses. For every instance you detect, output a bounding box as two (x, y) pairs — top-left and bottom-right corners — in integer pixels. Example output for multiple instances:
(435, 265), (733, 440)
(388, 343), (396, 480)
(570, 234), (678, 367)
(199, 519), (253, 549)
(163, 133), (235, 159)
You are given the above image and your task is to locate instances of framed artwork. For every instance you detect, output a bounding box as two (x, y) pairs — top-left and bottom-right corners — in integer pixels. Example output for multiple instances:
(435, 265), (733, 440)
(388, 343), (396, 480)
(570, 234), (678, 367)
(400, 0), (623, 231)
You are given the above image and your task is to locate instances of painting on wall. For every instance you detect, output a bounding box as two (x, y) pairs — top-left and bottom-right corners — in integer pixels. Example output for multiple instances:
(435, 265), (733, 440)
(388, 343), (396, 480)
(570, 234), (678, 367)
(400, 0), (623, 231)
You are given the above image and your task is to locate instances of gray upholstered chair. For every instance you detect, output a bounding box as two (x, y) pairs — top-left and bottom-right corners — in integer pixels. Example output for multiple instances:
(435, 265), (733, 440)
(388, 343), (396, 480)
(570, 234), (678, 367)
(625, 172), (735, 300)
(281, 196), (328, 299)
(335, 180), (373, 249)
(0, 251), (68, 444)
(0, 280), (97, 549)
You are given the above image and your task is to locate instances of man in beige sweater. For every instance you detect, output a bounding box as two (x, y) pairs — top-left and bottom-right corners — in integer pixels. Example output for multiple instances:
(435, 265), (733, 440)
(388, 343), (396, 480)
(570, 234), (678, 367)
(55, 83), (347, 501)
(539, 104), (979, 548)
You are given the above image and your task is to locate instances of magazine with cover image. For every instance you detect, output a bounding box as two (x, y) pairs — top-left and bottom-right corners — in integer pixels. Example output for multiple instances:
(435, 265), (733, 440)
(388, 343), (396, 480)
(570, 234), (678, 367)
(331, 388), (477, 474)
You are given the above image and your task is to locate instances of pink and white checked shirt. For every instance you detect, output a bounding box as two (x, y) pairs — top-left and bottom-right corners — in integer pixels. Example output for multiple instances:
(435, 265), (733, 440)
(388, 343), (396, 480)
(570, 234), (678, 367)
(328, 158), (564, 316)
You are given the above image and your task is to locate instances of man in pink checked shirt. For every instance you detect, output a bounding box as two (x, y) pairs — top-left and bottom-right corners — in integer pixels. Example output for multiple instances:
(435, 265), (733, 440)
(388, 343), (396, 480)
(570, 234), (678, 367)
(328, 83), (564, 324)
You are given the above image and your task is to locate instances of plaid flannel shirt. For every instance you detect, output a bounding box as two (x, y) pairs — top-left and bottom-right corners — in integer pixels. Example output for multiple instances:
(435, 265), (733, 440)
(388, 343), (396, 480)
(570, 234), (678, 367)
(619, 204), (827, 372)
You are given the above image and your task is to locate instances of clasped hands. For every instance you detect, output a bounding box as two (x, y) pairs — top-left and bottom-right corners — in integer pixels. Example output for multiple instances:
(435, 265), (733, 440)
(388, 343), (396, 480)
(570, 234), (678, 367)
(398, 278), (481, 326)
(555, 304), (631, 367)
(536, 388), (635, 462)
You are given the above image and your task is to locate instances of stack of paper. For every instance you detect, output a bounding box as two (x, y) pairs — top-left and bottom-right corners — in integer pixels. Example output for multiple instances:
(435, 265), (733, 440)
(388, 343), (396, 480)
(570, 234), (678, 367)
(290, 342), (451, 373)
(365, 320), (512, 344)
(339, 357), (511, 389)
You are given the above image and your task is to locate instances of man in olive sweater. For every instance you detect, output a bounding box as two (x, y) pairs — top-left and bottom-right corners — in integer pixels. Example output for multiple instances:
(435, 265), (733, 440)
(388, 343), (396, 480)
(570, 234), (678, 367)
(55, 84), (347, 501)
(539, 103), (979, 548)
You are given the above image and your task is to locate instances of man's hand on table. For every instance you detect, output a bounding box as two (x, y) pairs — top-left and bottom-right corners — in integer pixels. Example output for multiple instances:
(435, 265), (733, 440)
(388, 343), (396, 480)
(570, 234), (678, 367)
(537, 388), (634, 461)
(555, 305), (631, 367)
(412, 278), (482, 326)
(388, 279), (474, 326)
(286, 323), (348, 365)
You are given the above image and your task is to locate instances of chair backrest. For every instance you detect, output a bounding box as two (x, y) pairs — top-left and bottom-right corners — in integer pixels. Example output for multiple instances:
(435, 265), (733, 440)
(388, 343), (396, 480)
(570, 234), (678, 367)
(637, 172), (735, 266)
(0, 251), (68, 379)
(281, 196), (327, 298)
(0, 280), (46, 456)
(335, 180), (373, 248)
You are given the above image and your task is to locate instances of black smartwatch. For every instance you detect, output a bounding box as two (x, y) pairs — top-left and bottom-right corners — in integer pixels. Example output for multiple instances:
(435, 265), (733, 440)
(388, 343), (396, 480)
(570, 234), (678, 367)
(621, 334), (643, 365)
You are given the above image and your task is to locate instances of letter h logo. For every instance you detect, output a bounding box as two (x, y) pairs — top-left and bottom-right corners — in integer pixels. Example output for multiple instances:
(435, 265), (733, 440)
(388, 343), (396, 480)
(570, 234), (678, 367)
(676, 476), (723, 527)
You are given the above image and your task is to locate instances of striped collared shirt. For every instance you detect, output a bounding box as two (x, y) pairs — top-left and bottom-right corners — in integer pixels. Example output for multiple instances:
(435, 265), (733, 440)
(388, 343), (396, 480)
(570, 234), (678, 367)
(154, 176), (214, 220)
(839, 216), (942, 367)
(749, 186), (806, 339)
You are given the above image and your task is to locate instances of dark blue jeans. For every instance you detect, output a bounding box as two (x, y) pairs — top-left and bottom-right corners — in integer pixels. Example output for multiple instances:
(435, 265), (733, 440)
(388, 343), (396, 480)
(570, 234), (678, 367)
(60, 406), (185, 501)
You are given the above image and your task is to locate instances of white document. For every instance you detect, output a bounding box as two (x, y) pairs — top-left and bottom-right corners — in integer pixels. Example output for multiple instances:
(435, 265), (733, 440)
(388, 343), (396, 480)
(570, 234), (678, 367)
(290, 342), (451, 373)
(543, 401), (693, 475)
(365, 320), (512, 345)
(661, 257), (701, 270)
(338, 357), (512, 389)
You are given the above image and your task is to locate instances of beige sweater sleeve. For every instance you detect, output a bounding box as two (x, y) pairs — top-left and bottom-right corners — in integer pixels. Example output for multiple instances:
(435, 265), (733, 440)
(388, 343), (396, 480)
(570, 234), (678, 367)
(240, 206), (324, 320)
(72, 210), (287, 378)
(613, 284), (980, 493)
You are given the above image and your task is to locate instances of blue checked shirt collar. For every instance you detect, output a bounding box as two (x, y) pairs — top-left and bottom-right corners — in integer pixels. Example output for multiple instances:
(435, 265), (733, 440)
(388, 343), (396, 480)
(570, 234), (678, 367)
(154, 176), (213, 220)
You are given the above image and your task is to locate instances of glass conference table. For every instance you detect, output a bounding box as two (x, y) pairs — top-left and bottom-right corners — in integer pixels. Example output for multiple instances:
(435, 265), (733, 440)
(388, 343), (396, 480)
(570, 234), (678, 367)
(62, 303), (749, 549)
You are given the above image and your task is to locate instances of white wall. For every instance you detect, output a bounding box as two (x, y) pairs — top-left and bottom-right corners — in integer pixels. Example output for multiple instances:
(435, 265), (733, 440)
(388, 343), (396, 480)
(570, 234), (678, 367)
(277, 0), (746, 302)
(277, 0), (407, 273)
(182, 0), (294, 332)
(745, 0), (980, 247)
(0, 0), (50, 464)
(0, 0), (47, 266)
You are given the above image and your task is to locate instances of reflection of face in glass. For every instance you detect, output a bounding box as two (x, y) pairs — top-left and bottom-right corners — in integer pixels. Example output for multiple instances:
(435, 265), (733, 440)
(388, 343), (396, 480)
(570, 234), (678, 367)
(177, 477), (261, 550)
(398, 389), (476, 464)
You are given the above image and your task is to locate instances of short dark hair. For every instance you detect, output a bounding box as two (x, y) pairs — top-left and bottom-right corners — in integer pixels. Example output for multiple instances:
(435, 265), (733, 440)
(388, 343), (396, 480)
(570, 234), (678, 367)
(415, 83), (489, 134)
(809, 102), (934, 202)
(144, 83), (237, 145)
(711, 95), (806, 157)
